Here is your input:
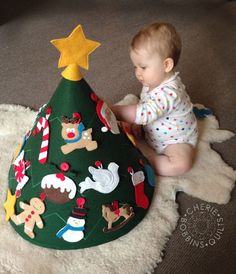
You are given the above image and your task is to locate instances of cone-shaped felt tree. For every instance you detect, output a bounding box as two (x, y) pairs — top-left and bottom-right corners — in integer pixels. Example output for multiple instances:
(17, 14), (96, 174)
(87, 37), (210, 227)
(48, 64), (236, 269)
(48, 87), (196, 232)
(4, 25), (155, 249)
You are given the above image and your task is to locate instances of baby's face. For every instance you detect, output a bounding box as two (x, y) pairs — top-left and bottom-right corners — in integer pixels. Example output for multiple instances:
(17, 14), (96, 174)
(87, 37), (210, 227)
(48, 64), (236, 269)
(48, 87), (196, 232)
(130, 48), (167, 91)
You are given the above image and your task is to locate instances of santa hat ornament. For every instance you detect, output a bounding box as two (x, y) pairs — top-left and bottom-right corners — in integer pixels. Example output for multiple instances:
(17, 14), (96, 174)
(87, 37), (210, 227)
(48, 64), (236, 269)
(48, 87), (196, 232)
(4, 25), (156, 249)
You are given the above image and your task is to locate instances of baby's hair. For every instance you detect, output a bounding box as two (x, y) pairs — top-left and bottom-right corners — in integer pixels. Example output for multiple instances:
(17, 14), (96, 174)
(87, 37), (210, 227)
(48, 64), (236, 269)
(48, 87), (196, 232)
(130, 22), (182, 67)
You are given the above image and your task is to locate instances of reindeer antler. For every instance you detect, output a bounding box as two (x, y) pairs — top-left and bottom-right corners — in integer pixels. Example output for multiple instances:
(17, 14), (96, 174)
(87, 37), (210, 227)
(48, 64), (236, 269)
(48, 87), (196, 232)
(61, 116), (70, 124)
(61, 113), (81, 124)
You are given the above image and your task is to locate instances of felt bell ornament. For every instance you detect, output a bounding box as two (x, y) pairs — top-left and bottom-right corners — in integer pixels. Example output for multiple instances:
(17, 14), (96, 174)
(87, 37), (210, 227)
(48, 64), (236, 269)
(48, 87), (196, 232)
(5, 25), (155, 250)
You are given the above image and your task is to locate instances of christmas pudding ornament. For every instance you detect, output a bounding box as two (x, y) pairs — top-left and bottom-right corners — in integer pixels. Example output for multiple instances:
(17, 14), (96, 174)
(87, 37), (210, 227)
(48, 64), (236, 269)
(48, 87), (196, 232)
(5, 24), (155, 249)
(41, 162), (77, 204)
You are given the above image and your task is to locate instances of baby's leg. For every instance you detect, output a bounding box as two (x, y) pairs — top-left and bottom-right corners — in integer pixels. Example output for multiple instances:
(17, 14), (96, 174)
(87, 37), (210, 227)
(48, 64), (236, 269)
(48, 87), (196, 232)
(147, 143), (195, 176)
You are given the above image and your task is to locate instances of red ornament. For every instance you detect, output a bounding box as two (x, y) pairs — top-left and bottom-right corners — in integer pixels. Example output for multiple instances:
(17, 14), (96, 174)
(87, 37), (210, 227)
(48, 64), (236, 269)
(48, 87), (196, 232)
(72, 112), (81, 124)
(40, 192), (46, 201)
(127, 166), (133, 174)
(90, 92), (98, 102)
(46, 106), (52, 115)
(60, 162), (70, 172)
(76, 197), (86, 208)
(139, 159), (144, 167)
(95, 160), (102, 168)
(25, 160), (30, 168)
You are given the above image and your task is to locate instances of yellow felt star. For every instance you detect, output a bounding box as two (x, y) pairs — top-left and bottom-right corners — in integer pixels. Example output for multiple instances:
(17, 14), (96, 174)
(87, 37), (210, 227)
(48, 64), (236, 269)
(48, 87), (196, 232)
(4, 189), (16, 222)
(51, 25), (100, 70)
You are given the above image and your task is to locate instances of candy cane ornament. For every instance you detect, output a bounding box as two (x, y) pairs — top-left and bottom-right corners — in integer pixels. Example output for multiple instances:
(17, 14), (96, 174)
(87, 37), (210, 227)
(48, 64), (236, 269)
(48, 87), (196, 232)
(33, 107), (52, 164)
(13, 150), (31, 198)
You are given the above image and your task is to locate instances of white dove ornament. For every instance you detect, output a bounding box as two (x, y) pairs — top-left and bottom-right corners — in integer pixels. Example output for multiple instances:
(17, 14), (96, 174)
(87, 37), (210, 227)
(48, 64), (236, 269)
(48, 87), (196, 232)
(79, 162), (120, 194)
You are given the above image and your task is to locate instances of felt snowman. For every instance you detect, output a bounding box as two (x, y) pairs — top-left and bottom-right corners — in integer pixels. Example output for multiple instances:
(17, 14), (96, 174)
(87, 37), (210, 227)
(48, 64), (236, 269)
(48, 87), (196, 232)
(56, 197), (87, 243)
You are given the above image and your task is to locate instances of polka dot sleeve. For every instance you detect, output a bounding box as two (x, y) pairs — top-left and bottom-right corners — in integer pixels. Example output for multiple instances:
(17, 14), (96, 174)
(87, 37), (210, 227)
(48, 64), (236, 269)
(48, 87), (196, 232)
(135, 87), (179, 125)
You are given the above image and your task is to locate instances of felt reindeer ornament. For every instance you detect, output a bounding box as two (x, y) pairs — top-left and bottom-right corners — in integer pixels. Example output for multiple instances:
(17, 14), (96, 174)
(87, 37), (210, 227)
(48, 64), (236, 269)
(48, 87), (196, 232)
(61, 112), (97, 154)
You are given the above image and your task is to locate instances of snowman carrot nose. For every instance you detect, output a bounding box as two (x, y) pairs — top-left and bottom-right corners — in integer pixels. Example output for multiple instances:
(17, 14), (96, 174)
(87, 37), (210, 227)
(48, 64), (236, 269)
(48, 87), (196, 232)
(76, 197), (86, 208)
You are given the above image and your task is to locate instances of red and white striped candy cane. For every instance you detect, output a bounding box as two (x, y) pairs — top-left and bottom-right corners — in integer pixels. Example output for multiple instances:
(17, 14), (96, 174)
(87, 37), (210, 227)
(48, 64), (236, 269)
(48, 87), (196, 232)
(33, 107), (52, 164)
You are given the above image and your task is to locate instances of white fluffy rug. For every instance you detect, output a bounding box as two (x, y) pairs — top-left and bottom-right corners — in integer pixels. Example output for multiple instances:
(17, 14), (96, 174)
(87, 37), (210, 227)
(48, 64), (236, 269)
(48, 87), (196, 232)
(0, 98), (235, 274)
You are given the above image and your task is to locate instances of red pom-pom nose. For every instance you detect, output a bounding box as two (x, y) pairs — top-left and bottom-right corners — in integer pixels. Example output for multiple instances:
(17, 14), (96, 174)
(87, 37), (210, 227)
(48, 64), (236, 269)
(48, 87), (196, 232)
(67, 132), (75, 138)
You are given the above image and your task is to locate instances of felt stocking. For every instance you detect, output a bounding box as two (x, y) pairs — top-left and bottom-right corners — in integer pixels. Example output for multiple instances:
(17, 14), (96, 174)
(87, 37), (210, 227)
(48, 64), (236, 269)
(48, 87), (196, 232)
(128, 167), (149, 209)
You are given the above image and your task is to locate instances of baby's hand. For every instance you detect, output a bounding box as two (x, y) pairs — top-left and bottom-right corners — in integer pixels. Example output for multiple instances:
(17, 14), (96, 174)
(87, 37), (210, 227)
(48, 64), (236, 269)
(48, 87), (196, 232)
(130, 123), (142, 139)
(119, 122), (142, 139)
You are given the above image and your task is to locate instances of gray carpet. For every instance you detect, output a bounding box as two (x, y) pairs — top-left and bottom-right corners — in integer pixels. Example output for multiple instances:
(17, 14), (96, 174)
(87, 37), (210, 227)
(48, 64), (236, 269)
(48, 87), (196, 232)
(0, 0), (235, 273)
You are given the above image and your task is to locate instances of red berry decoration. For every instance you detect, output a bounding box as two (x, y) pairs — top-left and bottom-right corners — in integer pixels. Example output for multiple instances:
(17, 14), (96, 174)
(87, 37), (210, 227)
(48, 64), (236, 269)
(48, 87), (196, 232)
(60, 162), (70, 172)
(76, 197), (86, 208)
(127, 166), (133, 174)
(46, 106), (52, 115)
(139, 159), (144, 167)
(40, 192), (46, 201)
(95, 160), (102, 168)
(90, 92), (98, 102)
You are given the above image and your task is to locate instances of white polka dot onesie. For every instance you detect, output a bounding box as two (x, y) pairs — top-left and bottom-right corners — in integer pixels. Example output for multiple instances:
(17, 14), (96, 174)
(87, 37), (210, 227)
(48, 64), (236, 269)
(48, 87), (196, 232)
(135, 72), (198, 153)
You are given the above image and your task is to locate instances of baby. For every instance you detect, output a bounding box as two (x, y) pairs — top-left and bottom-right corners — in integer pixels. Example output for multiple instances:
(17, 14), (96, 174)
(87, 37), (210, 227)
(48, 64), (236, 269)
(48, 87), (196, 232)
(111, 22), (198, 176)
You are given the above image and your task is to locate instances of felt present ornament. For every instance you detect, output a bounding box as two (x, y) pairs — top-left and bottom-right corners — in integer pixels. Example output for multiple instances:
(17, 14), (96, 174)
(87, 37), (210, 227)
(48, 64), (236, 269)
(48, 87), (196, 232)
(4, 25), (156, 250)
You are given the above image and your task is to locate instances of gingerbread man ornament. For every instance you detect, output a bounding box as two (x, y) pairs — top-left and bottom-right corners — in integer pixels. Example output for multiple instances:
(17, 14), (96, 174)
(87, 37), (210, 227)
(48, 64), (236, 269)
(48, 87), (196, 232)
(11, 197), (45, 239)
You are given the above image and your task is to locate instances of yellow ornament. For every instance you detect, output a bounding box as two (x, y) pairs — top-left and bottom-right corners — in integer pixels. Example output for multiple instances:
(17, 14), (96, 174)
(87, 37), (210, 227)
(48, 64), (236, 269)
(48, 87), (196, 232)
(51, 25), (100, 81)
(4, 189), (16, 222)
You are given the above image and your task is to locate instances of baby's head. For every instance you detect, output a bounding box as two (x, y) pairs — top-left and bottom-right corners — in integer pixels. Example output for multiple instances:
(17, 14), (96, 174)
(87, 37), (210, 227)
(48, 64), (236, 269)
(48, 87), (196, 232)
(130, 22), (182, 90)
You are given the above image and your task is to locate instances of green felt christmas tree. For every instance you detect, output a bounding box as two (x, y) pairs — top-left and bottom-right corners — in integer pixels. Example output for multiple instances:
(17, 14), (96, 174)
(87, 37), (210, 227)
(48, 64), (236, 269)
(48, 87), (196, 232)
(4, 25), (155, 250)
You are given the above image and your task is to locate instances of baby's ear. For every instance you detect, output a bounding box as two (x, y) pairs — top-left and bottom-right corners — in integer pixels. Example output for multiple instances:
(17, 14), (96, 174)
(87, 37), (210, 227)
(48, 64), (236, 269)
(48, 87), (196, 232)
(164, 58), (174, 73)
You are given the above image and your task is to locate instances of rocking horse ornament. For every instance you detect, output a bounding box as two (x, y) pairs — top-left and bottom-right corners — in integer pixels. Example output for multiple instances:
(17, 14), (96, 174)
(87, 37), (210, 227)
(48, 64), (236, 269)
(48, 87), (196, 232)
(102, 201), (135, 233)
